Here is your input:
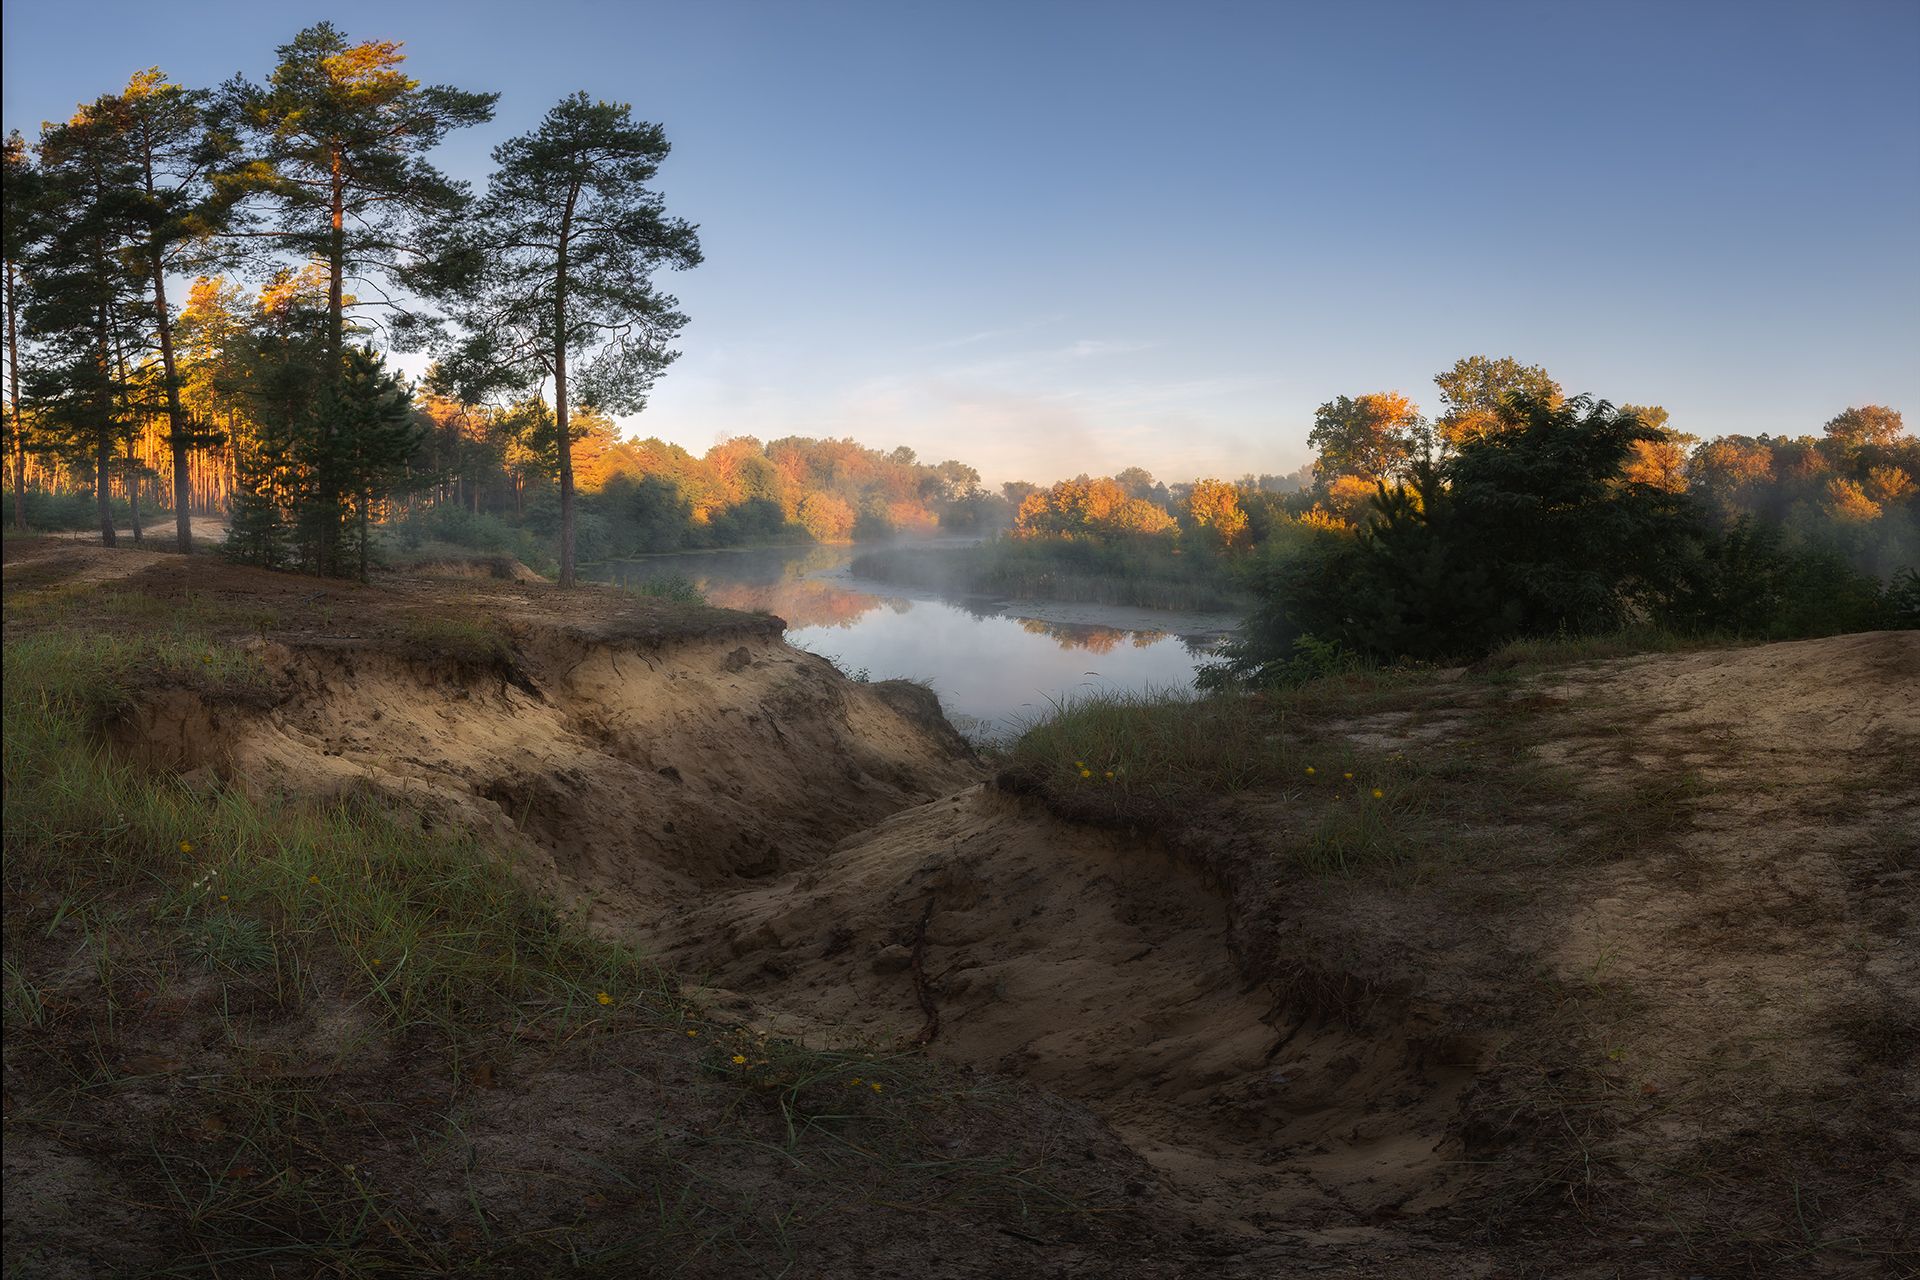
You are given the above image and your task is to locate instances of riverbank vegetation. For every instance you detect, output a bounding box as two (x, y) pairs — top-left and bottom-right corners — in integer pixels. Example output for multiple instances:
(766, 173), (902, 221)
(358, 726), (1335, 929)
(1208, 387), (1915, 682)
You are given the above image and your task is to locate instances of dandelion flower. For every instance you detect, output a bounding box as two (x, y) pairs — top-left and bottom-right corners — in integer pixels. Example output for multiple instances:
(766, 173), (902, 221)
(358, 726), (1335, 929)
(307, 874), (320, 885)
(595, 991), (613, 1006)
(1342, 772), (1353, 781)
(1104, 771), (1114, 780)
(371, 958), (383, 967)
(849, 1077), (863, 1087)
(731, 1054), (748, 1065)
(686, 1029), (699, 1037)
(1371, 788), (1384, 799)
(218, 894), (229, 903)
(870, 1082), (883, 1092)
(1074, 761), (1085, 769)
(179, 840), (194, 855)
(1305, 766), (1316, 776)
(1079, 769), (1091, 779)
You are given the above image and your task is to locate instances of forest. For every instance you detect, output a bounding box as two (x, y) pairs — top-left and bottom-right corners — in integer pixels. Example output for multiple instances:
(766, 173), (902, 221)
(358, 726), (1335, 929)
(0, 25), (999, 583)
(3, 23), (1913, 658)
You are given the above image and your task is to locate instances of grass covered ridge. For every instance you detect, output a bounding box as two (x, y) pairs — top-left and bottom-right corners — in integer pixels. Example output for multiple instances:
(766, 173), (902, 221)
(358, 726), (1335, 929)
(0, 624), (1158, 1276)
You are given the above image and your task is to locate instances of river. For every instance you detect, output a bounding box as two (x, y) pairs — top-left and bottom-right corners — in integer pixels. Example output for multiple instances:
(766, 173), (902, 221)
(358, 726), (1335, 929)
(585, 541), (1239, 740)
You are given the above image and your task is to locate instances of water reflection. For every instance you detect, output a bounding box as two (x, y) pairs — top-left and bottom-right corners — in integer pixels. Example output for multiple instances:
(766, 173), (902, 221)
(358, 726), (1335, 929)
(585, 543), (1236, 740)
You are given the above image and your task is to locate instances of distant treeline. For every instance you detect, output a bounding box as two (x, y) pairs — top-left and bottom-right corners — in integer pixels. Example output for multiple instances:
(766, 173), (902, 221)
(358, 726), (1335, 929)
(1208, 365), (1918, 678)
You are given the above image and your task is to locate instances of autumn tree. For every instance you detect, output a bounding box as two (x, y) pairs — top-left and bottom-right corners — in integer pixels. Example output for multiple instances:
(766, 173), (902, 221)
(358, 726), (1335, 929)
(1618, 404), (1692, 493)
(1433, 356), (1561, 451)
(1013, 476), (1176, 539)
(1822, 405), (1906, 451)
(1186, 478), (1248, 548)
(434, 93), (701, 586)
(1307, 392), (1424, 486)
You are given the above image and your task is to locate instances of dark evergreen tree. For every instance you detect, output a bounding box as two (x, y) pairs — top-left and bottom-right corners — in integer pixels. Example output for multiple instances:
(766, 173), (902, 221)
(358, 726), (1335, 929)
(112, 70), (238, 552)
(431, 92), (702, 586)
(299, 345), (420, 581)
(3, 131), (37, 531)
(229, 22), (492, 572)
(23, 104), (146, 545)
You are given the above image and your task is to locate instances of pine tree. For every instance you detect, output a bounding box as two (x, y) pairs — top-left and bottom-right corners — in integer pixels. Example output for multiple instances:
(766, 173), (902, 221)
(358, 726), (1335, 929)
(3, 131), (37, 530)
(112, 70), (236, 552)
(24, 105), (146, 545)
(298, 346), (420, 581)
(229, 23), (492, 572)
(431, 93), (701, 586)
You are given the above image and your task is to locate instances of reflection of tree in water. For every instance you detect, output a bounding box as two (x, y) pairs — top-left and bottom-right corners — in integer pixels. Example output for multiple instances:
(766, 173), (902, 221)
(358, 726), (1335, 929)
(1015, 617), (1168, 654)
(1178, 633), (1225, 658)
(703, 578), (898, 630)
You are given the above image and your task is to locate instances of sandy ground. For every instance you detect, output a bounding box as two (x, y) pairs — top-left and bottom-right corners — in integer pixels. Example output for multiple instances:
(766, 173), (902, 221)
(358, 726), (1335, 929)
(654, 631), (1920, 1274)
(5, 544), (1914, 1275)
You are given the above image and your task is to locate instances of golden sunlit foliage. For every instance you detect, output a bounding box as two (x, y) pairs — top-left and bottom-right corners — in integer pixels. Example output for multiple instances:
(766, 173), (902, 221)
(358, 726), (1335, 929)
(1185, 478), (1248, 547)
(1013, 476), (1179, 541)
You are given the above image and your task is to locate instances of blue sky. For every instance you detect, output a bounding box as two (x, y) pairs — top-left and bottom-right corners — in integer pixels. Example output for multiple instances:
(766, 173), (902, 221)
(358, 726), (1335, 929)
(5, 0), (1916, 483)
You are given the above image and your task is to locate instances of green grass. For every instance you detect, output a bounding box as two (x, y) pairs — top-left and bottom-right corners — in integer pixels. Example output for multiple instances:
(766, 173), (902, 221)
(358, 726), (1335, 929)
(3, 632), (660, 1044)
(1005, 687), (1432, 877)
(392, 611), (520, 670)
(620, 572), (706, 606)
(1, 621), (1122, 1274)
(1480, 626), (1738, 672)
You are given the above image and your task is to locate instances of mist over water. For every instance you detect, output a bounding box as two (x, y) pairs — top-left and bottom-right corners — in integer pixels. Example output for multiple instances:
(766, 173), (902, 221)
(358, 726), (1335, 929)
(586, 541), (1235, 739)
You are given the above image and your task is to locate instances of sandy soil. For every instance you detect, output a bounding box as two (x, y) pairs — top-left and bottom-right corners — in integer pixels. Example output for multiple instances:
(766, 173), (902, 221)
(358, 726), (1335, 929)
(654, 631), (1919, 1275)
(5, 544), (1914, 1276)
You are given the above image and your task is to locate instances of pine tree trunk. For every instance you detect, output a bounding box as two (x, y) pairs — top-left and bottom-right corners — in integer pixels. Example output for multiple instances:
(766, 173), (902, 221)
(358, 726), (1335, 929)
(96, 309), (115, 548)
(127, 435), (142, 545)
(554, 184), (579, 588)
(150, 258), (192, 554)
(6, 260), (23, 532)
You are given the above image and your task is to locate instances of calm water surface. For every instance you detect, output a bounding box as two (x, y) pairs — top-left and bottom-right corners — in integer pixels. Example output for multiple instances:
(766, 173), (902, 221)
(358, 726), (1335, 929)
(586, 542), (1238, 740)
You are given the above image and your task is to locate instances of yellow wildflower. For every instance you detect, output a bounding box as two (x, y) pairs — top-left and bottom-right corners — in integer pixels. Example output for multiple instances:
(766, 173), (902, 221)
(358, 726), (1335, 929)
(1371, 788), (1384, 799)
(1305, 766), (1316, 776)
(218, 894), (229, 902)
(595, 991), (613, 1006)
(731, 1054), (748, 1065)
(307, 875), (320, 885)
(1079, 769), (1091, 779)
(686, 1029), (699, 1037)
(179, 840), (194, 855)
(1104, 771), (1114, 780)
(1343, 772), (1353, 781)
(849, 1077), (863, 1087)
(870, 1082), (883, 1092)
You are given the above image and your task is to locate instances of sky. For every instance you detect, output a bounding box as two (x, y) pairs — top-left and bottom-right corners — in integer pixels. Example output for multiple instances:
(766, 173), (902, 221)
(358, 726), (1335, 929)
(5, 0), (1917, 485)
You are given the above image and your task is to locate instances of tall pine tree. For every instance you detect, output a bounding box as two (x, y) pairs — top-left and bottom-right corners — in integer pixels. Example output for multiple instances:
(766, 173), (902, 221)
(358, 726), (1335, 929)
(433, 93), (701, 586)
